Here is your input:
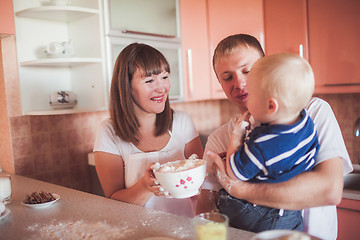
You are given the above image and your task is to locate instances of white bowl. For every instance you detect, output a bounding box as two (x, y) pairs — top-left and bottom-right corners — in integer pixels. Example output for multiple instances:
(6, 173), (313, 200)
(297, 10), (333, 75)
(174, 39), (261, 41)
(50, 102), (77, 110)
(49, 91), (77, 104)
(153, 159), (206, 199)
(250, 230), (316, 240)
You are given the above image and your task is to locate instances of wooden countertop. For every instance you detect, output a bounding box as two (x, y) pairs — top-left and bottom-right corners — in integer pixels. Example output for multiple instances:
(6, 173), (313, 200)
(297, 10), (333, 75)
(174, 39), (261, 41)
(343, 173), (360, 201)
(0, 174), (255, 240)
(343, 189), (360, 201)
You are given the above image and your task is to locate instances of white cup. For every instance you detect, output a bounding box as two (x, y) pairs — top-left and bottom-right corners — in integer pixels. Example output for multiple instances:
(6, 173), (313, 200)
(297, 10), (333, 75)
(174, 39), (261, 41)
(0, 173), (11, 204)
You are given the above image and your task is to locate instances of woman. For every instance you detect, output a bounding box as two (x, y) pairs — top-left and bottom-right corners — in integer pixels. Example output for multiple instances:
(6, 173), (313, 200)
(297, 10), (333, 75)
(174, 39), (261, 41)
(94, 43), (203, 217)
(199, 34), (352, 240)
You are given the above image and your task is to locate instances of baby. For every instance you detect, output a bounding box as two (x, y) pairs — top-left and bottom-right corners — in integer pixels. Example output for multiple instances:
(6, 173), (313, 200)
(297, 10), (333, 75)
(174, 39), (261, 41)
(220, 53), (320, 232)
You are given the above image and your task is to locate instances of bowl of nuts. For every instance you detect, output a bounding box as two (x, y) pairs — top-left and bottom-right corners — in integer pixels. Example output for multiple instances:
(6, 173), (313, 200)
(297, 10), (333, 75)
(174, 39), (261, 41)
(21, 191), (60, 209)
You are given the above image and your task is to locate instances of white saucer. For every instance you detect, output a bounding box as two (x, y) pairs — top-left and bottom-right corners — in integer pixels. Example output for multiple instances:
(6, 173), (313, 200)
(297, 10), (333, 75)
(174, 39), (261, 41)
(50, 102), (77, 109)
(141, 238), (176, 240)
(45, 52), (73, 58)
(250, 230), (318, 240)
(21, 193), (60, 209)
(0, 208), (10, 221)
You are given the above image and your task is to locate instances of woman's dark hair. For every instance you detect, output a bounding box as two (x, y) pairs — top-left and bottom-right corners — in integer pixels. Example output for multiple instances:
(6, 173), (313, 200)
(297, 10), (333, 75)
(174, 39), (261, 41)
(109, 43), (173, 144)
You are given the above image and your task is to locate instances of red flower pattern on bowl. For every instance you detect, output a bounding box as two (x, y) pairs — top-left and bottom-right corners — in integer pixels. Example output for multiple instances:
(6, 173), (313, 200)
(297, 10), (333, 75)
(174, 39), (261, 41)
(176, 176), (194, 188)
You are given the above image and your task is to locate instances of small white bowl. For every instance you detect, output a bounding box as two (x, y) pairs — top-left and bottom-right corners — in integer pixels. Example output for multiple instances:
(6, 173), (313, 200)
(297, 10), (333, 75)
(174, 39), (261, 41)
(250, 230), (316, 240)
(153, 159), (206, 199)
(21, 193), (60, 209)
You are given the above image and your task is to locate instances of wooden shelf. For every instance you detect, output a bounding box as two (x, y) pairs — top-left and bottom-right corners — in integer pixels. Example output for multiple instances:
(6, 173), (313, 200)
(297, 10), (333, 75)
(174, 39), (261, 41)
(24, 107), (107, 116)
(20, 58), (103, 67)
(15, 6), (98, 22)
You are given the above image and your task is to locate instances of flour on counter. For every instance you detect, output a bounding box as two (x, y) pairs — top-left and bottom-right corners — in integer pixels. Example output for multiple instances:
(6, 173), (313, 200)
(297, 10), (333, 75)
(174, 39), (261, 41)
(137, 210), (191, 239)
(28, 220), (134, 240)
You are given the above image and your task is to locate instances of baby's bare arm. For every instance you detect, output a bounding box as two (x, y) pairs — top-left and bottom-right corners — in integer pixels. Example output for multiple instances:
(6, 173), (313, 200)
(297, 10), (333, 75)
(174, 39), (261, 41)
(226, 112), (250, 179)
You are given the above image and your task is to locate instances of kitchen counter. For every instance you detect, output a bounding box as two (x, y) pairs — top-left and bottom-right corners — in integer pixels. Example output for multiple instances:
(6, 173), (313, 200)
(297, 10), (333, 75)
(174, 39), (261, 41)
(343, 189), (360, 201)
(0, 174), (255, 240)
(343, 173), (360, 201)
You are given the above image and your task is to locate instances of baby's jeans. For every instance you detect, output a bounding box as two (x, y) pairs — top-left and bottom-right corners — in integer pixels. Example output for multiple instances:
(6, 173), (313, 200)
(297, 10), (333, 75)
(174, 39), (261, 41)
(218, 189), (303, 233)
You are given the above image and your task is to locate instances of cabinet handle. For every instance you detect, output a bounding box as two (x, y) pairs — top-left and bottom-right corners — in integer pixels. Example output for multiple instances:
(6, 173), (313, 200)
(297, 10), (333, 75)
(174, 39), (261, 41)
(122, 30), (176, 38)
(324, 83), (360, 87)
(187, 49), (194, 98)
(337, 207), (360, 213)
(299, 44), (303, 58)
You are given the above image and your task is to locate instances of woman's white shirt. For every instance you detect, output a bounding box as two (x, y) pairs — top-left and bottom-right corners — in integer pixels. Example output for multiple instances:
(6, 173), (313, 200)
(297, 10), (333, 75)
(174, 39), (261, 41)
(94, 111), (199, 217)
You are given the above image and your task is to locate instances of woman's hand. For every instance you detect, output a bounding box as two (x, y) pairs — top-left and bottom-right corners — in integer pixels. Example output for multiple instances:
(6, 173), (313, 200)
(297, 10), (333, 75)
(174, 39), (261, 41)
(143, 163), (171, 197)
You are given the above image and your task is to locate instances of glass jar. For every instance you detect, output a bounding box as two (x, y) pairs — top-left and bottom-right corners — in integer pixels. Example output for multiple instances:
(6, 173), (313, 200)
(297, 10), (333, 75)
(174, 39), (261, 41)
(0, 170), (12, 204)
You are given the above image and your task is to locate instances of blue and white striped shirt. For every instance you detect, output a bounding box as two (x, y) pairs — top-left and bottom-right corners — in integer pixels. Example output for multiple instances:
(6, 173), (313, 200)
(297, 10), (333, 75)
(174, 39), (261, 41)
(230, 109), (319, 183)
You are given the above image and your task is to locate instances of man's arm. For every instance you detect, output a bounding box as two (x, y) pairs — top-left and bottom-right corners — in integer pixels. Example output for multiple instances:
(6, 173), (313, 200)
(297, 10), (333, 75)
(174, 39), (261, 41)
(209, 150), (343, 210)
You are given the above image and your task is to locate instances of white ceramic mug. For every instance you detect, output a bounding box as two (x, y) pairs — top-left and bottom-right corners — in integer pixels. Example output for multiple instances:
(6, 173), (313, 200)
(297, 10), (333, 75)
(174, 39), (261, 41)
(46, 41), (64, 56)
(62, 40), (74, 55)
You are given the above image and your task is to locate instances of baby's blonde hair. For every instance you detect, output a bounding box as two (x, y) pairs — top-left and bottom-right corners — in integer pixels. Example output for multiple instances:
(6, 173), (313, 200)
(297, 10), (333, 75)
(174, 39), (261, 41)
(249, 53), (315, 114)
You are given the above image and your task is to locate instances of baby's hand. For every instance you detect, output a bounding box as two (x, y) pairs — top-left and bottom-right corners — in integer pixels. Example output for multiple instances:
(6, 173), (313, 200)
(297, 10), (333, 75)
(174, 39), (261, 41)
(187, 153), (199, 160)
(228, 112), (252, 154)
(232, 111), (251, 137)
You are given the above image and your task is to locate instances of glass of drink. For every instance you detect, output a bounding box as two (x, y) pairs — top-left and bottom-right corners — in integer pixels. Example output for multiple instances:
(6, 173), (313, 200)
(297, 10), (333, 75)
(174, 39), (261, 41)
(0, 172), (12, 204)
(193, 212), (228, 240)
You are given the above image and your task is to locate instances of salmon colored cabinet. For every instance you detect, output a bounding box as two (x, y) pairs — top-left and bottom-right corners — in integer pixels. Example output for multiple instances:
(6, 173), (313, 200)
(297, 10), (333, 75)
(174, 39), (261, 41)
(264, 0), (360, 94)
(337, 198), (360, 240)
(179, 0), (211, 101)
(307, 0), (360, 93)
(179, 0), (264, 101)
(207, 0), (264, 99)
(0, 0), (15, 36)
(263, 0), (308, 59)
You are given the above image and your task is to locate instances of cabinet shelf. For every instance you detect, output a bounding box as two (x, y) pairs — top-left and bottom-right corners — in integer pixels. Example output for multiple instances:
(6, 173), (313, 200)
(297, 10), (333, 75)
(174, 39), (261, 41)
(24, 107), (107, 116)
(14, 0), (107, 115)
(15, 6), (99, 22)
(20, 58), (102, 67)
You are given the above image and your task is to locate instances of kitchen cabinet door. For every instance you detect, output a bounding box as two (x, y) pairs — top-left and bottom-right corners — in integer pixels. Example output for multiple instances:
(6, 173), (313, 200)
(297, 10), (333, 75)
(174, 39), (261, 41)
(337, 198), (360, 240)
(105, 0), (179, 39)
(308, 0), (360, 93)
(207, 0), (264, 99)
(103, 0), (183, 102)
(0, 0), (15, 36)
(106, 37), (183, 101)
(179, 0), (211, 101)
(263, 0), (308, 59)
